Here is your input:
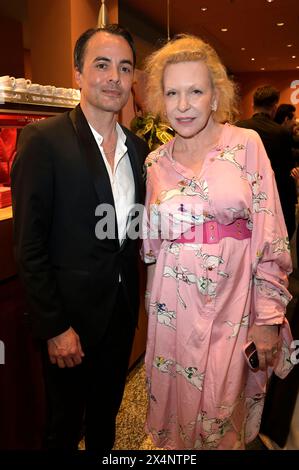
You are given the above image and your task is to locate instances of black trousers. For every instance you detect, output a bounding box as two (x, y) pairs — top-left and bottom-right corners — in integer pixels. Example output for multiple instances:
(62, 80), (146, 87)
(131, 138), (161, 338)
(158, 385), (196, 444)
(41, 284), (136, 451)
(260, 295), (299, 447)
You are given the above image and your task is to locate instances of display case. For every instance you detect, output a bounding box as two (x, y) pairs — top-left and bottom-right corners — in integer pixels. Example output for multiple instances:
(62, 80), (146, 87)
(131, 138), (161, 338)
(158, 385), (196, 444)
(0, 102), (74, 280)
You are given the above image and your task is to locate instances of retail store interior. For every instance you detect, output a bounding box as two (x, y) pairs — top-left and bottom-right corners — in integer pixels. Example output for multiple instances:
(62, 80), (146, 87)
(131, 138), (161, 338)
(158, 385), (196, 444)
(0, 0), (299, 453)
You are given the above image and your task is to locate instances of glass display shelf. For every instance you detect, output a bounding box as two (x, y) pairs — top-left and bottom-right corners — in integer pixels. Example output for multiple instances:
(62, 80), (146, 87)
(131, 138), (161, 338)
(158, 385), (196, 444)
(0, 88), (80, 110)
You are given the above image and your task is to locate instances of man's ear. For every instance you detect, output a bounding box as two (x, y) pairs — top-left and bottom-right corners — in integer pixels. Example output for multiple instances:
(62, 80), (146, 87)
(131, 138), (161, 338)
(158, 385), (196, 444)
(75, 68), (82, 89)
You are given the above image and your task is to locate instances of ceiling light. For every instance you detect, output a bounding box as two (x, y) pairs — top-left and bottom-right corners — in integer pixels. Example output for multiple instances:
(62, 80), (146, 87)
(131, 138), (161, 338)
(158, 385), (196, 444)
(292, 55), (296, 59)
(276, 22), (284, 26)
(221, 28), (228, 32)
(260, 67), (265, 70)
(251, 58), (255, 61)
(287, 44), (293, 47)
(266, 0), (274, 3)
(241, 47), (246, 51)
(201, 7), (208, 11)
(97, 0), (108, 27)
(296, 66), (299, 69)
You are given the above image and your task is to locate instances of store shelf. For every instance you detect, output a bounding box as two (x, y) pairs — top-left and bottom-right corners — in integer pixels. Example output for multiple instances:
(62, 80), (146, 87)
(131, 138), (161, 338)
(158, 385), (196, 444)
(0, 89), (79, 109)
(0, 205), (12, 221)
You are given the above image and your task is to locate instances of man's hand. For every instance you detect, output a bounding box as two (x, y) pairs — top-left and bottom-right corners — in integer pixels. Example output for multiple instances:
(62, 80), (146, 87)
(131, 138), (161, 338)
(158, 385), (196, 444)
(291, 167), (299, 180)
(47, 327), (85, 368)
(248, 324), (281, 371)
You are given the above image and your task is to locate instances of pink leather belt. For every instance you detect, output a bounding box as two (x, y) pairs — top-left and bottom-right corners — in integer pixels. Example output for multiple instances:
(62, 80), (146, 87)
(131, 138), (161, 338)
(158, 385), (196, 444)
(175, 218), (252, 244)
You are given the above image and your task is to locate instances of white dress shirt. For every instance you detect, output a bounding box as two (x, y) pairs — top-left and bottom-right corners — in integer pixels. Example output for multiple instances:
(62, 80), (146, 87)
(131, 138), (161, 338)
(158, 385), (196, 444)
(89, 122), (135, 244)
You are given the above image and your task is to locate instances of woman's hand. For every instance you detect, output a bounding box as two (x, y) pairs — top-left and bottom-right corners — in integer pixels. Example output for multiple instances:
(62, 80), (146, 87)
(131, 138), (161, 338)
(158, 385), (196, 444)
(248, 324), (281, 370)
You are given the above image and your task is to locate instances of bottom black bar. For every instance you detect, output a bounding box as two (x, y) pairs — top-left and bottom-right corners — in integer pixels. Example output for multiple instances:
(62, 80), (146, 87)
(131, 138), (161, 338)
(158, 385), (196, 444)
(0, 450), (297, 468)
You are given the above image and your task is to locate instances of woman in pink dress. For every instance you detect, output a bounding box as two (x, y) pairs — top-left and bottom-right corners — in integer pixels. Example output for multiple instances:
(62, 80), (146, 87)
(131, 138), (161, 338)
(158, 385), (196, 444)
(141, 34), (294, 450)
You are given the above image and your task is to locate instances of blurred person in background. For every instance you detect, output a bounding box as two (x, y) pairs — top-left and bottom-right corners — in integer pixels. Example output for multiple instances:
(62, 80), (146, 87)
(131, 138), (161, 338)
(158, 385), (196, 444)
(274, 103), (299, 164)
(240, 102), (299, 450)
(236, 86), (297, 241)
(275, 104), (299, 270)
(274, 103), (297, 134)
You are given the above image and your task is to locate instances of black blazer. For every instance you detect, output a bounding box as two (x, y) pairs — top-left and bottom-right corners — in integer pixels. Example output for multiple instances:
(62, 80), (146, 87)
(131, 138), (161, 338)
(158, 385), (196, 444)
(236, 113), (297, 237)
(11, 105), (149, 347)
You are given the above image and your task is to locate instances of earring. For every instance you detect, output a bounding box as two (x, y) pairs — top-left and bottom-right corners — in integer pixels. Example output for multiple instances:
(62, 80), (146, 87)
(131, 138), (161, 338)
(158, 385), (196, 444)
(211, 102), (217, 112)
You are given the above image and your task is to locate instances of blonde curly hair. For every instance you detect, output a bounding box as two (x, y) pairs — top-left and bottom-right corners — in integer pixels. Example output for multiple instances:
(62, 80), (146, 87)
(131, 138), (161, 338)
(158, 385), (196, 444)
(144, 34), (238, 124)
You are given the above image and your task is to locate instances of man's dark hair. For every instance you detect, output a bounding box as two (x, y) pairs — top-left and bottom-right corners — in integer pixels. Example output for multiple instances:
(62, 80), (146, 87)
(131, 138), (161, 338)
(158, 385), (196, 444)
(253, 85), (280, 109)
(274, 104), (296, 124)
(74, 24), (136, 72)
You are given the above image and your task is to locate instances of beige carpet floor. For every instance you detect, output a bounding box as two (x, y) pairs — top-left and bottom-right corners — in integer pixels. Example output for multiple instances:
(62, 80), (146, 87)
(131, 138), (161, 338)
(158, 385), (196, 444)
(113, 359), (162, 450)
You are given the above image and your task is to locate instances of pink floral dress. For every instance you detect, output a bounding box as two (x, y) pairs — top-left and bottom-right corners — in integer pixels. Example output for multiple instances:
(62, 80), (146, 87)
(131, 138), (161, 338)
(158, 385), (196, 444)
(141, 123), (293, 450)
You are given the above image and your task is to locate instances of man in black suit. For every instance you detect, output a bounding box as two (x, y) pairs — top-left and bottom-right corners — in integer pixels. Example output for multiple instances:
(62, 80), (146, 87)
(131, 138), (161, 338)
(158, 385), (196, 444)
(11, 25), (149, 451)
(236, 85), (297, 239)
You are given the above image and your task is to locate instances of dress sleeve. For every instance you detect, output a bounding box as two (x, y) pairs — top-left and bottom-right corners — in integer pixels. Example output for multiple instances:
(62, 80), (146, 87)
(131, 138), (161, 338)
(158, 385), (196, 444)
(246, 130), (293, 326)
(141, 153), (163, 264)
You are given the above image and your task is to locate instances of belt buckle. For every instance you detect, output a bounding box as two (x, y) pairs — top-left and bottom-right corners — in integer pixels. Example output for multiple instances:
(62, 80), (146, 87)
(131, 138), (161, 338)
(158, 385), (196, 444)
(205, 221), (219, 244)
